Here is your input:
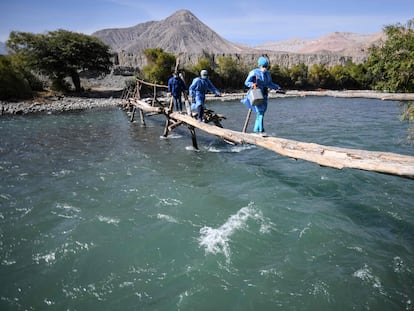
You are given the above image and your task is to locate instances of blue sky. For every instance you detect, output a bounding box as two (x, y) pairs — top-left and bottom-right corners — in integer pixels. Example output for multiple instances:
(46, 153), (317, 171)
(1, 0), (413, 45)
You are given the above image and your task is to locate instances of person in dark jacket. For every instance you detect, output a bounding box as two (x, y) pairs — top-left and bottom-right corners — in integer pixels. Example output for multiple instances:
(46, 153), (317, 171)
(168, 71), (187, 112)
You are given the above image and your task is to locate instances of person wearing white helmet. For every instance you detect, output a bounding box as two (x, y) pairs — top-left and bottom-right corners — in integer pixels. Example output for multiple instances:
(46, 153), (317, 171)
(241, 56), (282, 135)
(189, 69), (221, 122)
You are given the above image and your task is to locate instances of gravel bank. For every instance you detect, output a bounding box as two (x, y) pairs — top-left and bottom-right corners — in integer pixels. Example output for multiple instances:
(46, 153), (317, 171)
(1, 96), (122, 115)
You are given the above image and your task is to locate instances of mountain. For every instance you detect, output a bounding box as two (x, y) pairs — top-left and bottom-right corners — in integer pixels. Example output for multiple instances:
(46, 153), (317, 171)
(255, 32), (385, 56)
(93, 9), (246, 54)
(254, 38), (313, 53)
(92, 10), (382, 69)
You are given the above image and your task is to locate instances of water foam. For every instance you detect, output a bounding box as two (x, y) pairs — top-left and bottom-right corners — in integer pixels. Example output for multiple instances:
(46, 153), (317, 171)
(206, 144), (255, 153)
(353, 264), (386, 295)
(97, 215), (120, 225)
(198, 203), (268, 263)
(157, 213), (179, 223)
(53, 203), (81, 219)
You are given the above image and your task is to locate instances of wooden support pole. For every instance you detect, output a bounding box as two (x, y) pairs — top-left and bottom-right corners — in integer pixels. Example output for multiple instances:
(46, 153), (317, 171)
(189, 126), (198, 150)
(183, 92), (191, 115)
(163, 119), (170, 137)
(169, 97), (174, 112)
(130, 106), (136, 122)
(168, 120), (184, 132)
(139, 109), (146, 126)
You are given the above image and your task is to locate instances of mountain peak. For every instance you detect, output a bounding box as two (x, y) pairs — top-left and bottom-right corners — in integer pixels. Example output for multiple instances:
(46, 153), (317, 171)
(93, 10), (246, 55)
(168, 9), (196, 19)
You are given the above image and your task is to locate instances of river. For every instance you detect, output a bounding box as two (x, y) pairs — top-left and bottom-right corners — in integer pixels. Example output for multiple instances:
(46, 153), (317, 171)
(0, 97), (413, 310)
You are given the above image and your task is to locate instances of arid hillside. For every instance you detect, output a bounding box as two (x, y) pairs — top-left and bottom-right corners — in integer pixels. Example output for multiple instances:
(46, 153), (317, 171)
(93, 9), (248, 54)
(92, 9), (383, 68)
(255, 32), (385, 57)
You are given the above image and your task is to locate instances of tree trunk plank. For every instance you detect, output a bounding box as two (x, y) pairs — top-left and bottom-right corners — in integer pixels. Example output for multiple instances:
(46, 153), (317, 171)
(129, 99), (414, 179)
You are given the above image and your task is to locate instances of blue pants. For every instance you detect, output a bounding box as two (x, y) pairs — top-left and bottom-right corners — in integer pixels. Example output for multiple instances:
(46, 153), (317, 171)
(253, 111), (265, 133)
(197, 105), (204, 121)
(173, 96), (183, 111)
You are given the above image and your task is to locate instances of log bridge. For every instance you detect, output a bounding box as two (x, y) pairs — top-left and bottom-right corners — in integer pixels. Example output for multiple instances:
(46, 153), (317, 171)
(120, 79), (414, 180)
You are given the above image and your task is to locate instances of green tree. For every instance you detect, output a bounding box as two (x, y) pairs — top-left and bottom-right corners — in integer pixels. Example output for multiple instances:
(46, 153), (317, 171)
(6, 29), (112, 92)
(0, 55), (32, 99)
(330, 61), (367, 90)
(365, 19), (414, 92)
(141, 48), (176, 84)
(191, 58), (213, 77)
(216, 56), (247, 89)
(187, 57), (221, 87)
(289, 63), (308, 89)
(308, 64), (334, 89)
(270, 64), (290, 88)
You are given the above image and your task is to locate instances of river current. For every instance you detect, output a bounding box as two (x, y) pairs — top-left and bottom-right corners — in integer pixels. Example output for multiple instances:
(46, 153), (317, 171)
(0, 97), (413, 310)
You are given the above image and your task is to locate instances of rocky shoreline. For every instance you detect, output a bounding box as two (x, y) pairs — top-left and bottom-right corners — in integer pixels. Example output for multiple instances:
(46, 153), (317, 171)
(1, 90), (413, 116)
(1, 97), (121, 115)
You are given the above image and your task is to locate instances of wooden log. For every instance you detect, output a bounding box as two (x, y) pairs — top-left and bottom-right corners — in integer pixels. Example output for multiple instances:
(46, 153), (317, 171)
(127, 98), (414, 179)
(129, 99), (163, 114)
(168, 113), (414, 179)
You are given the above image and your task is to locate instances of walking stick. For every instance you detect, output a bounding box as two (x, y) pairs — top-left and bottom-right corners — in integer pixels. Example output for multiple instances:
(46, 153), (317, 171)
(183, 91), (191, 115)
(242, 109), (252, 133)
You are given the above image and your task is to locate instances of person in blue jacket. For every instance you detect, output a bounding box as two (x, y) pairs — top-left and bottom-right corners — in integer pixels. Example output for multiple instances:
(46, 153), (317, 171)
(189, 70), (221, 122)
(242, 56), (281, 135)
(168, 71), (187, 112)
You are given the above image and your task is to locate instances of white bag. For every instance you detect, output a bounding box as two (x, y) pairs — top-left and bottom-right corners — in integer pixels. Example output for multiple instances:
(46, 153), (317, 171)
(248, 88), (264, 106)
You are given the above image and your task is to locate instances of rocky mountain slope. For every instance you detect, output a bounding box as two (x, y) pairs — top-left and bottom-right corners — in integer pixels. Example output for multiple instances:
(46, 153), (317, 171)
(255, 32), (384, 57)
(92, 9), (382, 69)
(93, 9), (247, 54)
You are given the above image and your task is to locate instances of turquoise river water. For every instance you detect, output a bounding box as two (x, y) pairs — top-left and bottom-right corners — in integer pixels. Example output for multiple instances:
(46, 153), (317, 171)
(0, 97), (413, 310)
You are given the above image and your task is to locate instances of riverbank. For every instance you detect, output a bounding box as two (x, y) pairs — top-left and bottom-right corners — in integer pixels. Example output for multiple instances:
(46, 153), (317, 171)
(0, 89), (123, 115)
(214, 90), (414, 102)
(1, 89), (413, 115)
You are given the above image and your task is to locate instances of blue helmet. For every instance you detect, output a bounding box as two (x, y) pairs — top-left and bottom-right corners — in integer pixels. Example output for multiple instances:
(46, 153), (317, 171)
(258, 56), (269, 67)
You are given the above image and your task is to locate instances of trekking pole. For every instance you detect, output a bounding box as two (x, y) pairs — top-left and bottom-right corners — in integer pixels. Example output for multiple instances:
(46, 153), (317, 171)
(183, 91), (191, 115)
(242, 109), (252, 133)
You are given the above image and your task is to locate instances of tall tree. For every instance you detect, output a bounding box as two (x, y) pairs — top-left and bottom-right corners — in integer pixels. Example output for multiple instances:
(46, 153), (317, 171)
(0, 55), (32, 99)
(141, 48), (176, 84)
(365, 19), (414, 92)
(289, 63), (308, 89)
(6, 30), (112, 92)
(216, 56), (247, 89)
(308, 64), (334, 89)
